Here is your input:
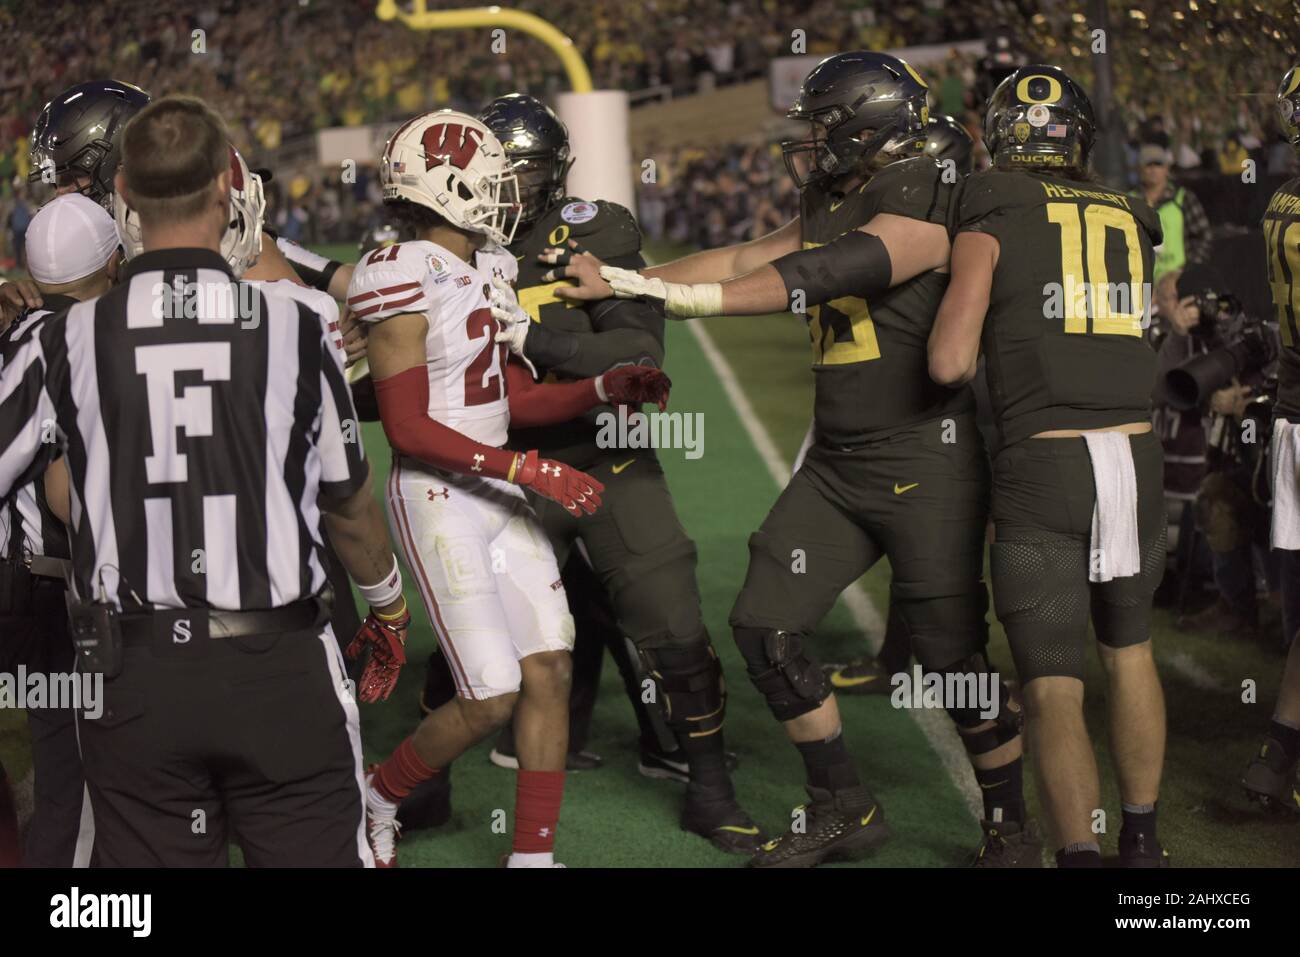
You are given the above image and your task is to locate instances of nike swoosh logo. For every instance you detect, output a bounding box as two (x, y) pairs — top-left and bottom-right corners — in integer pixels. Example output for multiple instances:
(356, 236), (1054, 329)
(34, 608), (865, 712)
(979, 779), (1008, 790)
(612, 459), (635, 474)
(894, 482), (919, 495)
(829, 199), (845, 212)
(831, 672), (877, 687)
(717, 825), (761, 835)
(861, 807), (877, 826)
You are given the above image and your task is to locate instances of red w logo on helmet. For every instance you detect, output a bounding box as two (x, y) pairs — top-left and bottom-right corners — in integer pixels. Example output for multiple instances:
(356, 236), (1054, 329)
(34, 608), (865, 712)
(422, 123), (483, 172)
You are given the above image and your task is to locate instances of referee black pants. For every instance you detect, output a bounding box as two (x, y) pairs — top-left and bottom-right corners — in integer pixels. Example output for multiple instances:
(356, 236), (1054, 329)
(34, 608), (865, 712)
(0, 576), (89, 867)
(76, 623), (370, 867)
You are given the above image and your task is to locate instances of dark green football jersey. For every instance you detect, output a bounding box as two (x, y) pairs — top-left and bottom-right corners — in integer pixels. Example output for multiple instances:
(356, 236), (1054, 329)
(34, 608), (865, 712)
(954, 169), (1161, 446)
(508, 197), (663, 461)
(1262, 177), (1300, 420)
(799, 156), (972, 446)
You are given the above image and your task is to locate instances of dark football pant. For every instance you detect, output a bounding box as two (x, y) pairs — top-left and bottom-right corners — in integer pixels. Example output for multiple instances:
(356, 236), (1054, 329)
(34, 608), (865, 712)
(77, 624), (368, 867)
(989, 432), (1165, 682)
(0, 576), (88, 867)
(1282, 548), (1300, 649)
(526, 448), (726, 755)
(531, 449), (706, 650)
(731, 414), (991, 672)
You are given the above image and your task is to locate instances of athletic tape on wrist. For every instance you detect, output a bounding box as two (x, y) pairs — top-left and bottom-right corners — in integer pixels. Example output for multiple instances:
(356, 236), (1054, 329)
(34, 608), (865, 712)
(358, 557), (403, 608)
(597, 266), (722, 318)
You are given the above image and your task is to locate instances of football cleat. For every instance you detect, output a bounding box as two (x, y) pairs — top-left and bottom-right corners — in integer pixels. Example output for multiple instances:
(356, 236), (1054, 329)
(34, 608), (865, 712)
(971, 818), (1042, 868)
(638, 745), (739, 784)
(680, 787), (766, 854)
(364, 768), (401, 868)
(1242, 736), (1300, 813)
(826, 657), (892, 695)
(749, 785), (890, 868)
(488, 745), (603, 772)
(1118, 829), (1171, 868)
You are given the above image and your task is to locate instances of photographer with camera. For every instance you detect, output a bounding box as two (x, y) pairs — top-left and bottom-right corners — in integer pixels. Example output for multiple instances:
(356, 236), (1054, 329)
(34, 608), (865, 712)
(1155, 263), (1280, 640)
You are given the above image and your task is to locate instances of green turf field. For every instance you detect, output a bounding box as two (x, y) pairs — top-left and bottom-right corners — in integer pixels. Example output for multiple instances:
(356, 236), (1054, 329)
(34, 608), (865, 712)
(3, 241), (1298, 868)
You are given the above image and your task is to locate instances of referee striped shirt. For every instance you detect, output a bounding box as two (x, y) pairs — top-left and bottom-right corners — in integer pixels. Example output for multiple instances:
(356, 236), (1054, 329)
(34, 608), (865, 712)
(0, 248), (367, 611)
(0, 295), (74, 563)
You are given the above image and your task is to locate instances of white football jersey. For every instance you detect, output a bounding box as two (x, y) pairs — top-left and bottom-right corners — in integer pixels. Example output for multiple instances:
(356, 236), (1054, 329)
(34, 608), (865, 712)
(249, 278), (345, 364)
(347, 240), (509, 446)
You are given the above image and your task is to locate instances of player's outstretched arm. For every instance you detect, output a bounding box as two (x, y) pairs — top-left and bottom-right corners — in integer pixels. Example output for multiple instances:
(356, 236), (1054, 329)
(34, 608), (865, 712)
(547, 213), (949, 320)
(643, 215), (803, 285)
(503, 360), (669, 428)
(928, 230), (999, 387)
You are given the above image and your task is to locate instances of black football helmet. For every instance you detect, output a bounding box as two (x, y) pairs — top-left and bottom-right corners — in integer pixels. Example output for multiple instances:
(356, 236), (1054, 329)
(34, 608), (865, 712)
(358, 221), (410, 259)
(28, 80), (151, 208)
(923, 115), (974, 175)
(975, 29), (1031, 106)
(479, 93), (574, 230)
(1277, 67), (1300, 151)
(781, 51), (930, 190)
(984, 65), (1095, 172)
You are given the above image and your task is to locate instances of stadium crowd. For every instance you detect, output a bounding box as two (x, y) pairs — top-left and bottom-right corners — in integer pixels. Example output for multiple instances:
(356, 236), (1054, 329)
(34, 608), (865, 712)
(10, 0), (1294, 254)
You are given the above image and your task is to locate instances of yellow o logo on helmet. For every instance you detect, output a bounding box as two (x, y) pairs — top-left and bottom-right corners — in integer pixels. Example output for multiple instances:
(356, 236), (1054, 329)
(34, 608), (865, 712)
(1016, 74), (1063, 105)
(1284, 68), (1300, 98)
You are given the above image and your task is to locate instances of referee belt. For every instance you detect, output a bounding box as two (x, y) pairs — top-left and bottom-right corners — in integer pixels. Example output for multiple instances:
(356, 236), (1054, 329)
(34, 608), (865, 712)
(117, 592), (333, 645)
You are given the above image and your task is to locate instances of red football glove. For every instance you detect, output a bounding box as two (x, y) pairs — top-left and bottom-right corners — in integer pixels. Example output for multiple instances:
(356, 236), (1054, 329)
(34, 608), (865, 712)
(513, 449), (604, 515)
(598, 365), (671, 411)
(345, 607), (411, 703)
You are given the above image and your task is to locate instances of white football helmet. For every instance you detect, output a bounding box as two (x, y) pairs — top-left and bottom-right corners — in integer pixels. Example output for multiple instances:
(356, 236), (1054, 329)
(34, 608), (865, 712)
(114, 144), (265, 275)
(381, 110), (521, 246)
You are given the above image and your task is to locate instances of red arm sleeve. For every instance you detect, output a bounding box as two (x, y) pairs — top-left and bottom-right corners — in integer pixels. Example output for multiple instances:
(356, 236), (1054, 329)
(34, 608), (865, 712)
(504, 360), (601, 429)
(374, 366), (521, 480)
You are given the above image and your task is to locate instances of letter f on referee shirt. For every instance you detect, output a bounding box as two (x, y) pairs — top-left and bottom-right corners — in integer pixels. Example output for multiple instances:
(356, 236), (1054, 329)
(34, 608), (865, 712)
(135, 343), (232, 484)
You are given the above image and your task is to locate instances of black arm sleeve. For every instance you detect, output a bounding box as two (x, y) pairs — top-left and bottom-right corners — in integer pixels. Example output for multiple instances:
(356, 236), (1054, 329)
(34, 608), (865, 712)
(770, 229), (892, 307)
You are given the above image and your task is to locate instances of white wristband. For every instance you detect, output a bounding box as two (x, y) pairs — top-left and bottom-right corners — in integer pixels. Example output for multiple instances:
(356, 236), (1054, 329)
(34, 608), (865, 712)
(594, 375), (609, 402)
(357, 556), (403, 607)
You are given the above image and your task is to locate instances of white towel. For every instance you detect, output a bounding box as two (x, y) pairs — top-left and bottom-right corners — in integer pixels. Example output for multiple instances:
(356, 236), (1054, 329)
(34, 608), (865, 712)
(1083, 432), (1141, 582)
(1271, 418), (1300, 550)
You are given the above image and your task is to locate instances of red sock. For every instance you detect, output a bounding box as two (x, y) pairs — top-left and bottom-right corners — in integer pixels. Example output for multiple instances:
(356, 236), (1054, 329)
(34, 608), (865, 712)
(373, 736), (438, 804)
(513, 770), (566, 854)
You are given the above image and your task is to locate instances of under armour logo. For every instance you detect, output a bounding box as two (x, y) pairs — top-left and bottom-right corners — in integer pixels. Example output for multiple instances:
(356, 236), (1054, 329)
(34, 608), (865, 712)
(538, 827), (551, 838)
(472, 454), (485, 472)
(172, 619), (192, 644)
(540, 463), (561, 477)
(427, 487), (449, 500)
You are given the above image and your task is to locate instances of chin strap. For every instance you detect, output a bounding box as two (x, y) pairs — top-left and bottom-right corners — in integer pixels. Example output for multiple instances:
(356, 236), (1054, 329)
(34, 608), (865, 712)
(599, 266), (723, 319)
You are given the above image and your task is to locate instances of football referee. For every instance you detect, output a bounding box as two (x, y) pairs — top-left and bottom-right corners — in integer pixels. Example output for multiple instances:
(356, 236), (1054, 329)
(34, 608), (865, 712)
(0, 95), (410, 867)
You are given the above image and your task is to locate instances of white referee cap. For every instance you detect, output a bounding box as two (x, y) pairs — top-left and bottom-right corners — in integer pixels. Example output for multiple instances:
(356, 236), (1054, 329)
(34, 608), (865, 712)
(26, 193), (120, 286)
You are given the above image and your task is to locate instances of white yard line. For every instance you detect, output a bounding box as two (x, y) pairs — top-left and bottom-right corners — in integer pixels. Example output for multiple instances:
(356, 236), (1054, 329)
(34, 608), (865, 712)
(686, 319), (982, 822)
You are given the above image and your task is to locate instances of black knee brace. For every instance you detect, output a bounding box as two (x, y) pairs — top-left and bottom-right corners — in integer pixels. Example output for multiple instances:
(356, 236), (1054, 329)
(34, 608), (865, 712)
(639, 639), (725, 738)
(940, 653), (1021, 756)
(733, 627), (830, 721)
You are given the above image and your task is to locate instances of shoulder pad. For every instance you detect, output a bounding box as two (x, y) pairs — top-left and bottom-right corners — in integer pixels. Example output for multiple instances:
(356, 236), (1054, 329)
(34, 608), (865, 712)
(863, 157), (952, 225)
(345, 240), (445, 323)
(540, 197), (642, 260)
